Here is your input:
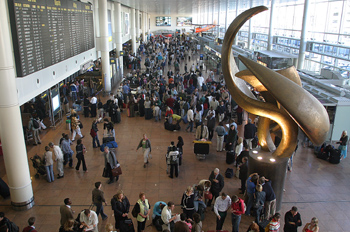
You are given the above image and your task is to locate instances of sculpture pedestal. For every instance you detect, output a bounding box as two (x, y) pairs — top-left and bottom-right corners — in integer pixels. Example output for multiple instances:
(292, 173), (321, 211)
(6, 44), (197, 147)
(248, 148), (289, 211)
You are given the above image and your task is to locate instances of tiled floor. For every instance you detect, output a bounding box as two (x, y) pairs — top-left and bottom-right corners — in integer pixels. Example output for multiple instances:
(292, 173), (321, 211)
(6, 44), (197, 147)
(0, 53), (349, 232)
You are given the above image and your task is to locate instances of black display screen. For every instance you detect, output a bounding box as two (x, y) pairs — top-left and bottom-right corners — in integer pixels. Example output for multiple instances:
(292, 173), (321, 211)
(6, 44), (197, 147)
(8, 0), (95, 77)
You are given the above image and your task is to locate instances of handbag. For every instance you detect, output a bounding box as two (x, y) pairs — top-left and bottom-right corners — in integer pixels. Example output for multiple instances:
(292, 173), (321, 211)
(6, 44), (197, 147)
(204, 191), (213, 200)
(90, 128), (97, 137)
(79, 122), (83, 129)
(111, 166), (122, 177)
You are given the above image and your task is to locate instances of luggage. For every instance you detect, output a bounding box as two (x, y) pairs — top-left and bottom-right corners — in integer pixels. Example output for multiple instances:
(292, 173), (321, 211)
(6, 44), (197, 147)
(0, 178), (10, 198)
(116, 111), (121, 123)
(153, 216), (163, 231)
(258, 219), (270, 232)
(225, 168), (234, 178)
(329, 149), (341, 164)
(103, 136), (115, 144)
(120, 218), (135, 232)
(226, 151), (235, 164)
(182, 115), (188, 124)
(194, 143), (210, 155)
(316, 151), (329, 160)
(100, 141), (118, 152)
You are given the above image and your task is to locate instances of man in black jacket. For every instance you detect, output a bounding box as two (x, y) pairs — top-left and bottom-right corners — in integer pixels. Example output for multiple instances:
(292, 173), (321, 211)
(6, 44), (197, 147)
(207, 168), (224, 207)
(238, 157), (248, 194)
(244, 118), (257, 149)
(207, 113), (216, 141)
(284, 206), (302, 232)
(259, 177), (276, 220)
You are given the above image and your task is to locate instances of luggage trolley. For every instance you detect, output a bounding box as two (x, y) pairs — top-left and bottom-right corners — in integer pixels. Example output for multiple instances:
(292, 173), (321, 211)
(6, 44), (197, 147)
(193, 140), (212, 160)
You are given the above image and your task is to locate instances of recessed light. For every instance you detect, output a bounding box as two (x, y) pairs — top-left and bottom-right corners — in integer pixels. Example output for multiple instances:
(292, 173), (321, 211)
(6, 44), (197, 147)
(270, 158), (276, 162)
(257, 156), (262, 160)
(252, 150), (258, 154)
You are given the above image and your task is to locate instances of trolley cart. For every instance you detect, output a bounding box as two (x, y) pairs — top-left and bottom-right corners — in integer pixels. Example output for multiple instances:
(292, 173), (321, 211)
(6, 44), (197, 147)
(193, 140), (212, 160)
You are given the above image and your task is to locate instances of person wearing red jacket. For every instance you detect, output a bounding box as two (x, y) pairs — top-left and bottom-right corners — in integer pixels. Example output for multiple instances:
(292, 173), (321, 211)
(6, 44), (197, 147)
(230, 195), (245, 232)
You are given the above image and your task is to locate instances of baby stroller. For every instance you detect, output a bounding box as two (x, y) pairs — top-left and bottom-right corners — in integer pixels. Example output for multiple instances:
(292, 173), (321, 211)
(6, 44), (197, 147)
(30, 154), (46, 178)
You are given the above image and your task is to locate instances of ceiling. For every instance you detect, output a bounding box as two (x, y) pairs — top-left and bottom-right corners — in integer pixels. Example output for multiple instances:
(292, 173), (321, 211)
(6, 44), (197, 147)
(110, 0), (230, 15)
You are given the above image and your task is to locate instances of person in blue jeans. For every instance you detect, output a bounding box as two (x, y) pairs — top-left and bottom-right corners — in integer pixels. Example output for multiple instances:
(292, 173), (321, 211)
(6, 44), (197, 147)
(92, 182), (108, 220)
(230, 195), (245, 232)
(245, 173), (259, 216)
(91, 119), (101, 148)
(43, 146), (55, 183)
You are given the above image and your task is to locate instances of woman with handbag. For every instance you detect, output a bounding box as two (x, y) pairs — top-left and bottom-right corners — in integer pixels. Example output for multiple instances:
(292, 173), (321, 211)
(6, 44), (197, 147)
(91, 119), (101, 148)
(103, 146), (119, 184)
(111, 190), (130, 230)
(337, 130), (348, 159)
(135, 192), (151, 232)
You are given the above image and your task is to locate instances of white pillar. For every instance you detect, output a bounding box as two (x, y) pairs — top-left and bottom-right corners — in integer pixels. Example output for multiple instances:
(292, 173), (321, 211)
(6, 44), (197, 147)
(248, 0), (253, 50)
(217, 2), (220, 37)
(267, 0), (275, 51)
(94, 0), (101, 58)
(141, 12), (146, 42)
(233, 0), (239, 45)
(115, 2), (123, 77)
(225, 0), (229, 32)
(131, 8), (137, 55)
(136, 9), (140, 43)
(148, 14), (151, 40)
(298, 0), (310, 69)
(99, 0), (111, 92)
(0, 0), (34, 210)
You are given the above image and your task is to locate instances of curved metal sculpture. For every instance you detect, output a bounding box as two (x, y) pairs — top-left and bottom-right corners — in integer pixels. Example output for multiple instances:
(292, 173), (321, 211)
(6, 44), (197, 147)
(222, 6), (330, 159)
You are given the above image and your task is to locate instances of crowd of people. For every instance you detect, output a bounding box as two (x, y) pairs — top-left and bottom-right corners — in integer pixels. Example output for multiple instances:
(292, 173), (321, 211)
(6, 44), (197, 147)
(6, 35), (326, 232)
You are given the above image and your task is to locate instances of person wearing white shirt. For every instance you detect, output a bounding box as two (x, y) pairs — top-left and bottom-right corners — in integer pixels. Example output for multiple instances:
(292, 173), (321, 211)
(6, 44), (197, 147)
(197, 75), (205, 91)
(49, 142), (64, 179)
(90, 94), (98, 117)
(214, 193), (232, 231)
(186, 108), (194, 132)
(80, 209), (99, 232)
(161, 202), (177, 231)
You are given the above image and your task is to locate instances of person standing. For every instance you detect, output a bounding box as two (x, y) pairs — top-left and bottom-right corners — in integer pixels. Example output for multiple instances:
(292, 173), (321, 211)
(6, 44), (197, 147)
(60, 198), (75, 227)
(136, 134), (152, 168)
(195, 122), (209, 140)
(75, 139), (87, 172)
(238, 157), (248, 194)
(214, 192), (231, 231)
(79, 209), (98, 232)
(83, 95), (90, 118)
(245, 173), (259, 216)
(91, 119), (101, 148)
(230, 195), (245, 232)
(111, 190), (130, 230)
(103, 146), (119, 184)
(61, 134), (74, 168)
(181, 187), (195, 219)
(92, 182), (108, 221)
(49, 142), (64, 179)
(215, 122), (226, 152)
(43, 146), (54, 183)
(207, 113), (216, 141)
(259, 177), (276, 220)
(284, 206), (302, 232)
(217, 101), (226, 122)
(244, 118), (257, 150)
(337, 130), (348, 159)
(226, 124), (237, 151)
(28, 115), (41, 146)
(22, 217), (37, 232)
(168, 143), (179, 178)
(177, 136), (184, 166)
(186, 107), (194, 133)
(135, 192), (151, 232)
(253, 184), (266, 223)
(207, 168), (224, 207)
(90, 94), (97, 117)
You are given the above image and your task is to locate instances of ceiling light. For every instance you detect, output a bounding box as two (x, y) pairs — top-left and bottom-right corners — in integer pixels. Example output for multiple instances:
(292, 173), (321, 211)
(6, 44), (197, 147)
(270, 158), (276, 162)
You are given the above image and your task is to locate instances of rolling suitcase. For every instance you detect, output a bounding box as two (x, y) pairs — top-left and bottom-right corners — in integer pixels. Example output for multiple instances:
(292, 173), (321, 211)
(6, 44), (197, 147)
(226, 151), (235, 164)
(329, 149), (341, 164)
(0, 178), (10, 198)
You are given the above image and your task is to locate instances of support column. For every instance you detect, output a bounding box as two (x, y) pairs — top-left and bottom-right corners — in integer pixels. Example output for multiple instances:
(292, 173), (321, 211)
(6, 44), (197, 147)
(141, 12), (146, 42)
(267, 0), (276, 51)
(248, 0), (253, 50)
(225, 0), (229, 33)
(114, 2), (123, 78)
(99, 0), (111, 92)
(0, 0), (34, 211)
(131, 8), (137, 55)
(233, 0), (239, 45)
(148, 14), (151, 41)
(136, 9), (140, 44)
(94, 0), (101, 58)
(298, 0), (310, 69)
(217, 2), (220, 37)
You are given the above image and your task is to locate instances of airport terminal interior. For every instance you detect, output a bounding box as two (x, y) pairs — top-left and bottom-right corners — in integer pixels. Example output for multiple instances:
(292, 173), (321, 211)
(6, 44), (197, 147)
(1, 0), (350, 231)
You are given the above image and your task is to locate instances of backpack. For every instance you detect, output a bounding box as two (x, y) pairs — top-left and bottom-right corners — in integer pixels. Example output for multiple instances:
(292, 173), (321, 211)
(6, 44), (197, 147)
(7, 220), (19, 232)
(131, 202), (140, 218)
(32, 119), (40, 129)
(225, 168), (234, 178)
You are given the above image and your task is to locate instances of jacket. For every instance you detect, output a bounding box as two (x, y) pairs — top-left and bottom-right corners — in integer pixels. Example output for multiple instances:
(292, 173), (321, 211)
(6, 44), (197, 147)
(92, 188), (106, 204)
(104, 151), (117, 169)
(60, 205), (74, 226)
(136, 199), (151, 222)
(208, 171), (224, 193)
(195, 125), (209, 140)
(231, 198), (245, 215)
(137, 139), (152, 152)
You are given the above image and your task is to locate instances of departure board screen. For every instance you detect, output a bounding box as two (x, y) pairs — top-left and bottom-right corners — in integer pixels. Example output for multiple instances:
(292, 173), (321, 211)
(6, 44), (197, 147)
(8, 0), (95, 77)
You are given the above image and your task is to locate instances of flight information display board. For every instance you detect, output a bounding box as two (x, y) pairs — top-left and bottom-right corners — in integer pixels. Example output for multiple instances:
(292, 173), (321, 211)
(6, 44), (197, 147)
(8, 0), (95, 77)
